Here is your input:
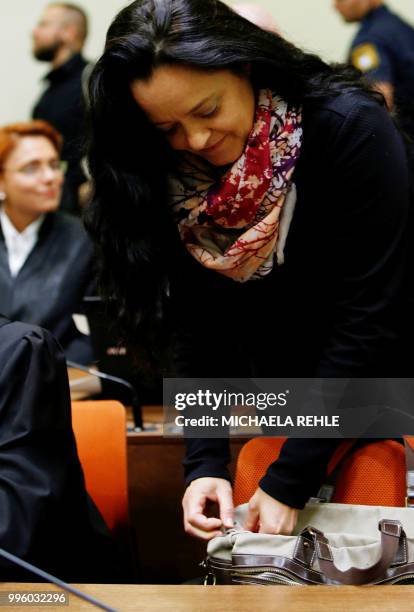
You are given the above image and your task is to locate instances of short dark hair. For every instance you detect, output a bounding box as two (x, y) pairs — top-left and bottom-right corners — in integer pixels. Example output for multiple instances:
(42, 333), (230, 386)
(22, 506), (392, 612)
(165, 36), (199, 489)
(50, 2), (89, 42)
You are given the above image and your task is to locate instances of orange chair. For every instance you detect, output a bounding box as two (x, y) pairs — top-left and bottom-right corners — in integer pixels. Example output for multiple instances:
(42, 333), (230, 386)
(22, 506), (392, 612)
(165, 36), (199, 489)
(71, 400), (129, 537)
(331, 440), (407, 506)
(233, 437), (410, 507)
(233, 437), (287, 506)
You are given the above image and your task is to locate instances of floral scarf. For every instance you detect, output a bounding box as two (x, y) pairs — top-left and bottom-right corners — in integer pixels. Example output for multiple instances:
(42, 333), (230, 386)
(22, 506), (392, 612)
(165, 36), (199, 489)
(169, 90), (303, 282)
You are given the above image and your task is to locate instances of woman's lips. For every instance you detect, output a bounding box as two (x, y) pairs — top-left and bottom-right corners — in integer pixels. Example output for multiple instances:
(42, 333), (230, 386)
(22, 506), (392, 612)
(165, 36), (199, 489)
(39, 190), (59, 198)
(202, 136), (226, 153)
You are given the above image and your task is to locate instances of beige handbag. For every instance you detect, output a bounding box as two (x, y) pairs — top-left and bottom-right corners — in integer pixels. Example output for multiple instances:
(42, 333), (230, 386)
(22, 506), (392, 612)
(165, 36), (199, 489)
(204, 440), (414, 586)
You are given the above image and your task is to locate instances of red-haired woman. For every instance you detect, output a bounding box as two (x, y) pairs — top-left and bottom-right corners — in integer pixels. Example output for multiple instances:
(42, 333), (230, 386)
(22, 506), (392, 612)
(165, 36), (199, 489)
(0, 120), (93, 362)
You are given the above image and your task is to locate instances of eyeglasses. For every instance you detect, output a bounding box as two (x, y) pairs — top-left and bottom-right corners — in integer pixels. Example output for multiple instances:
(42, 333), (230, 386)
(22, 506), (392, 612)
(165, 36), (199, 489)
(2, 160), (67, 177)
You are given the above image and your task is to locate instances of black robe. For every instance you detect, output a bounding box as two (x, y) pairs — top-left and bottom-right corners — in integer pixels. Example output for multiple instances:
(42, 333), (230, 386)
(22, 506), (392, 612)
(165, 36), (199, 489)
(0, 212), (94, 364)
(0, 316), (120, 582)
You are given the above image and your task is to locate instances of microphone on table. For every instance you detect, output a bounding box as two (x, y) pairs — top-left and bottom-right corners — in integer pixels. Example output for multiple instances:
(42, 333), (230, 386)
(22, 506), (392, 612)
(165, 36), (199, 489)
(0, 547), (117, 612)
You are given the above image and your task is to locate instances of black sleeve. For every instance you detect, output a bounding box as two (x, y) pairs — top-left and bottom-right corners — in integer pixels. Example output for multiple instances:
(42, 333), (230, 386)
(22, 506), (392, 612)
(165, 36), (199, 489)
(171, 324), (232, 486)
(0, 320), (120, 582)
(183, 438), (232, 486)
(314, 101), (409, 377)
(260, 100), (410, 508)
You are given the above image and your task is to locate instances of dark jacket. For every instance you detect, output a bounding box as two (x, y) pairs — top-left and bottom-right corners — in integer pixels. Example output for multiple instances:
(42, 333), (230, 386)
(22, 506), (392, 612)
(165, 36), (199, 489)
(0, 316), (119, 582)
(0, 212), (94, 363)
(349, 5), (414, 139)
(33, 53), (88, 214)
(171, 90), (411, 508)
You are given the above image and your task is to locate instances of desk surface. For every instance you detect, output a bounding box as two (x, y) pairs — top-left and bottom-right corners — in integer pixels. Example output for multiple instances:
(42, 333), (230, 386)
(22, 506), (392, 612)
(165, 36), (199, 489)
(1, 583), (413, 611)
(68, 367), (102, 401)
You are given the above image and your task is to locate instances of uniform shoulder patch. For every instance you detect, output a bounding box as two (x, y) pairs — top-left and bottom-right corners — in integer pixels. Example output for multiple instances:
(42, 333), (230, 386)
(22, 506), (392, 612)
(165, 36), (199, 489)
(351, 43), (380, 72)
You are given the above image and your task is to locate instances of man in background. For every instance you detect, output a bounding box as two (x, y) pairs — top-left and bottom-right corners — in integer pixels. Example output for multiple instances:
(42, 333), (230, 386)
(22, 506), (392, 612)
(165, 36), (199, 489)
(32, 3), (89, 214)
(334, 0), (414, 139)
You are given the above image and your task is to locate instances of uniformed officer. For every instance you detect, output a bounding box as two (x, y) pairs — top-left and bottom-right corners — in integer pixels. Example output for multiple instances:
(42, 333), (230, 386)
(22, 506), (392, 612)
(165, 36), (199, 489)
(334, 0), (414, 138)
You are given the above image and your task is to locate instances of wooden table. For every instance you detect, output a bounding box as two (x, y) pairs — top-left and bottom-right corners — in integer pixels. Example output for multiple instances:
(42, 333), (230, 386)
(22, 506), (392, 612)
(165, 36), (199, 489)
(0, 583), (413, 611)
(68, 367), (102, 401)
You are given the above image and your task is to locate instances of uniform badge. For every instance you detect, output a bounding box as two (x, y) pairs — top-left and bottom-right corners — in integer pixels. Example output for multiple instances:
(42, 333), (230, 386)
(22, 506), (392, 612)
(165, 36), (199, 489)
(351, 43), (380, 72)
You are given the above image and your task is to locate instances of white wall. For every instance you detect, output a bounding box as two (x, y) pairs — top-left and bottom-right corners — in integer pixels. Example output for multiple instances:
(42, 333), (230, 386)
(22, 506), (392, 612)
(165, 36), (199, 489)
(257, 0), (414, 62)
(1, 0), (413, 124)
(1, 0), (128, 124)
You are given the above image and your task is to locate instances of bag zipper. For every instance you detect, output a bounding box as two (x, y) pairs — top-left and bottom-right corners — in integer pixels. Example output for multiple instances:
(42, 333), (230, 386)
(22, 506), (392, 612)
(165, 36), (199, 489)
(373, 573), (414, 585)
(231, 566), (309, 585)
(233, 567), (414, 586)
(204, 559), (307, 585)
(206, 557), (319, 585)
(201, 558), (230, 585)
(390, 574), (414, 584)
(205, 558), (414, 585)
(233, 571), (303, 586)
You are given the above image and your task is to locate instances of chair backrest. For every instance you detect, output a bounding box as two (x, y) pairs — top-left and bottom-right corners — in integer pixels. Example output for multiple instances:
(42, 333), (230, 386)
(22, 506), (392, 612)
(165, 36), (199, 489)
(71, 400), (129, 534)
(233, 437), (408, 507)
(233, 437), (286, 506)
(332, 440), (406, 506)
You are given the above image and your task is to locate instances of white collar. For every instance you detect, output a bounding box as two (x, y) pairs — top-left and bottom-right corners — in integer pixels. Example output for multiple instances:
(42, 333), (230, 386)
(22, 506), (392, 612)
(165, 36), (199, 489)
(0, 208), (45, 242)
(0, 208), (45, 276)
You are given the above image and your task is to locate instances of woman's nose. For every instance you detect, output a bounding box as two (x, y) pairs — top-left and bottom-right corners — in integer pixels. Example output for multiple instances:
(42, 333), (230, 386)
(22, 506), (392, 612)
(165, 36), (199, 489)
(185, 125), (211, 152)
(42, 165), (57, 182)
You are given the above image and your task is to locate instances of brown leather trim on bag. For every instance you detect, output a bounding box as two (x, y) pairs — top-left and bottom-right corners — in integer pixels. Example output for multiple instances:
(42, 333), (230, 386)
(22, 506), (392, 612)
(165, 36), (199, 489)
(317, 541), (333, 562)
(215, 555), (414, 586)
(373, 561), (414, 584)
(232, 554), (325, 584)
(295, 522), (408, 568)
(207, 558), (233, 585)
(392, 533), (408, 566)
(314, 520), (404, 585)
(212, 552), (414, 586)
(210, 567), (233, 584)
(207, 557), (232, 569)
(294, 529), (317, 566)
(381, 521), (402, 537)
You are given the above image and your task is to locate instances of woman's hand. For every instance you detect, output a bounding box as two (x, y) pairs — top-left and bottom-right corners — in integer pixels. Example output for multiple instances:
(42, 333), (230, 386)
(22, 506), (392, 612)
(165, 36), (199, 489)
(182, 477), (234, 540)
(244, 487), (298, 535)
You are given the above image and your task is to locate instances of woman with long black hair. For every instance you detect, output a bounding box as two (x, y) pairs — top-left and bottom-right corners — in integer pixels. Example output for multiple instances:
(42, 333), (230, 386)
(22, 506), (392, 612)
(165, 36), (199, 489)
(85, 0), (411, 539)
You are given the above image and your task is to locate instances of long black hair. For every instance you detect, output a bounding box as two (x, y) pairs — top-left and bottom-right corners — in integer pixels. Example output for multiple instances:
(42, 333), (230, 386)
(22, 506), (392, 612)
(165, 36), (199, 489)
(84, 0), (380, 361)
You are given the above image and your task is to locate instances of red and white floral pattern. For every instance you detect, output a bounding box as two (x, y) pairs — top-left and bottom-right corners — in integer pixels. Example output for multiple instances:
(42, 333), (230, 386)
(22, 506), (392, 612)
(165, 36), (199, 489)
(169, 90), (303, 282)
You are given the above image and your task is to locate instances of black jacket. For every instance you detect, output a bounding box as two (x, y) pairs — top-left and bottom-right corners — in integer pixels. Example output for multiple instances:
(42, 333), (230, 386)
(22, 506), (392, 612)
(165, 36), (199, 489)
(0, 317), (119, 582)
(171, 90), (411, 508)
(0, 212), (94, 363)
(349, 5), (414, 139)
(33, 54), (88, 214)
